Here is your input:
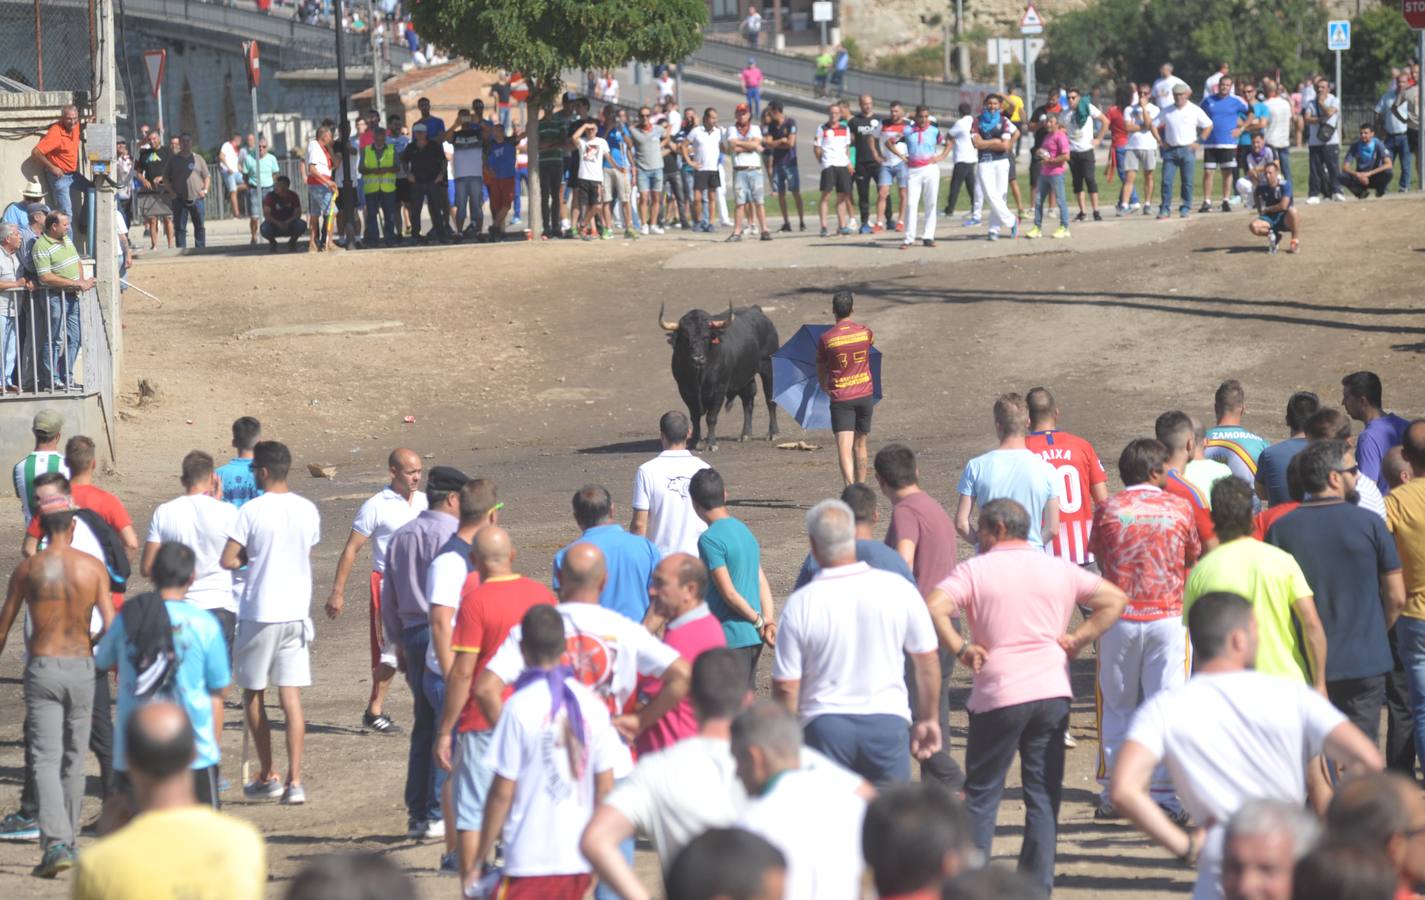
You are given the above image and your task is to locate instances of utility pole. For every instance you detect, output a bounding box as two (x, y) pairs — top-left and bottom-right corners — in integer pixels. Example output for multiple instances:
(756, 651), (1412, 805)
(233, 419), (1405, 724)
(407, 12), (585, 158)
(94, 0), (120, 453)
(332, 0), (357, 247)
(371, 1), (386, 123)
(955, 0), (969, 82)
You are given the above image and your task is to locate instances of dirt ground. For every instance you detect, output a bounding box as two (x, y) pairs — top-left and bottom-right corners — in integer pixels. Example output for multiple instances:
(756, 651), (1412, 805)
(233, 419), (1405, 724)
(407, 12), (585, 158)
(1, 197), (1423, 898)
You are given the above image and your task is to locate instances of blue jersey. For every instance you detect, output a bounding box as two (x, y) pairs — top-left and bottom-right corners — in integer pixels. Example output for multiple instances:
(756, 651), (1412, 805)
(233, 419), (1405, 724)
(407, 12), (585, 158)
(601, 124), (629, 168)
(217, 458), (262, 508)
(1202, 93), (1249, 146)
(1347, 137), (1390, 171)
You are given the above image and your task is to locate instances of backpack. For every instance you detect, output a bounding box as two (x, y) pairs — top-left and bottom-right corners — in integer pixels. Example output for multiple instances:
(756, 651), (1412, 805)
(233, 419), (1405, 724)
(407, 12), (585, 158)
(121, 591), (177, 699)
(75, 507), (131, 594)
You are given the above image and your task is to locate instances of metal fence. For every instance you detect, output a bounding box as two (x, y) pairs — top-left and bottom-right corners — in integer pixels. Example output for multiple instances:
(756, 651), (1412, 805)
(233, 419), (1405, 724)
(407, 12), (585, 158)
(0, 0), (95, 93)
(4, 282), (109, 402)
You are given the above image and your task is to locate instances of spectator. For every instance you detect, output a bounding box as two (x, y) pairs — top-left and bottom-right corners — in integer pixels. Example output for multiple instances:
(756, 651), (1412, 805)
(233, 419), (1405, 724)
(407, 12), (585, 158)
(942, 868), (1047, 900)
(552, 484), (660, 623)
(1105, 84), (1140, 213)
(732, 700), (868, 900)
(0, 223), (27, 389)
(483, 123), (520, 238)
(971, 94), (1019, 241)
(741, 58), (764, 117)
(1155, 410), (1219, 549)
(1378, 73), (1416, 191)
(1290, 845), (1398, 900)
(1199, 76), (1251, 213)
(830, 44), (850, 94)
(1323, 772), (1425, 898)
(1261, 79), (1295, 187)
(955, 392), (1060, 550)
(1304, 76), (1343, 203)
(1342, 123), (1393, 199)
(891, 104), (949, 249)
(1025, 95), (1063, 223)
(29, 104), (87, 238)
(20, 435), (138, 559)
(774, 499), (942, 785)
(629, 411), (711, 556)
(636, 554), (727, 755)
(764, 102), (805, 232)
(1110, 592), (1382, 899)
(447, 109), (487, 240)
(1256, 391), (1320, 506)
(12, 409), (68, 524)
(1221, 798), (1320, 900)
(1024, 387), (1109, 563)
(817, 291), (874, 482)
(927, 498), (1126, 893)
(862, 782), (972, 897)
(1154, 84), (1212, 219)
(401, 123), (451, 243)
(31, 211), (91, 390)
(1122, 84), (1160, 216)
(1060, 86), (1107, 222)
(163, 134), (210, 249)
(741, 5), (762, 48)
(813, 46), (832, 98)
(1342, 371), (1411, 494)
(359, 127), (399, 247)
(242, 137), (280, 246)
(628, 106), (668, 237)
(260, 175), (307, 252)
(665, 828), (786, 900)
(941, 102), (976, 219)
(793, 483), (912, 588)
(847, 94), (883, 233)
(71, 702), (264, 900)
(725, 102), (769, 242)
(873, 100), (907, 230)
(135, 130), (173, 250)
(2, 179), (45, 229)
(1388, 422), (1425, 765)
(1235, 132), (1277, 204)
(1303, 406), (1387, 518)
(1205, 379), (1270, 488)
(814, 103), (854, 237)
(572, 120), (612, 239)
(304, 126), (338, 250)
(690, 468), (775, 686)
(218, 134), (243, 219)
(1025, 113), (1071, 238)
(284, 853), (415, 900)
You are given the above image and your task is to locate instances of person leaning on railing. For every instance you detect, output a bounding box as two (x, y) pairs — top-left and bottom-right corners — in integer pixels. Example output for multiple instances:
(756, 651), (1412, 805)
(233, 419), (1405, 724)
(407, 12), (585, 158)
(0, 223), (31, 392)
(31, 211), (93, 391)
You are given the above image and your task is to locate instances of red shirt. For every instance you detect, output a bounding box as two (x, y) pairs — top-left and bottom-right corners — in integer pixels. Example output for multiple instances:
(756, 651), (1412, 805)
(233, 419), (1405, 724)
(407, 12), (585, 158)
(1164, 469), (1216, 544)
(450, 574), (556, 733)
(26, 483), (132, 540)
(1105, 105), (1130, 148)
(1089, 485), (1200, 620)
(1254, 501), (1300, 541)
(816, 319), (874, 402)
(1025, 430), (1107, 565)
(635, 606), (726, 755)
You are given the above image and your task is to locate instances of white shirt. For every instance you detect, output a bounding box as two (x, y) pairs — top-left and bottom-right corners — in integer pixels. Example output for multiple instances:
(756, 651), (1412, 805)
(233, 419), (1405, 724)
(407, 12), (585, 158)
(632, 449), (712, 556)
(577, 136), (610, 181)
(738, 767), (867, 900)
(1060, 103), (1102, 152)
(351, 487), (427, 573)
(1125, 102), (1161, 150)
(487, 676), (623, 877)
(1155, 101), (1212, 147)
(219, 141), (241, 175)
(686, 126), (723, 172)
(1262, 96), (1293, 146)
(486, 601), (682, 775)
(1203, 71), (1229, 97)
(597, 77), (619, 104)
(605, 736), (860, 870)
(227, 491), (321, 623)
(773, 562), (938, 722)
(1356, 476), (1387, 522)
(1308, 92), (1340, 146)
(424, 547), (470, 675)
(146, 493), (239, 612)
(305, 140), (332, 180)
(1151, 74), (1188, 109)
(948, 115), (977, 164)
(656, 76), (676, 102)
(728, 123), (763, 168)
(1126, 670), (1345, 900)
(815, 122), (852, 168)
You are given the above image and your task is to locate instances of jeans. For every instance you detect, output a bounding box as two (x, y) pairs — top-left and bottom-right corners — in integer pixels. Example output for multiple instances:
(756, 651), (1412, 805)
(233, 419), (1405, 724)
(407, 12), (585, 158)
(1159, 146), (1196, 215)
(539, 161), (564, 235)
(47, 172), (90, 241)
(363, 191), (398, 244)
(1034, 172), (1069, 228)
(402, 624), (440, 823)
(17, 290), (54, 391)
(498, 106), (511, 132)
(803, 713), (911, 786)
(593, 778), (637, 900)
(25, 656), (94, 850)
(1385, 133), (1413, 190)
(453, 176), (484, 231)
(46, 289), (80, 387)
(1114, 146), (1140, 205)
(1398, 617), (1425, 765)
(1386, 623), (1417, 776)
(745, 87), (761, 117)
(1308, 144), (1341, 198)
(0, 312), (15, 386)
(514, 169), (528, 219)
(421, 666), (450, 819)
(965, 697), (1069, 894)
(173, 197), (206, 248)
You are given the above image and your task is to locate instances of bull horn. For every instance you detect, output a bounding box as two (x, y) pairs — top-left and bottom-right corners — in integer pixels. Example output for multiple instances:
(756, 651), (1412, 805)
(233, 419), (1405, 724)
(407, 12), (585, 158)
(709, 302), (735, 329)
(657, 303), (678, 332)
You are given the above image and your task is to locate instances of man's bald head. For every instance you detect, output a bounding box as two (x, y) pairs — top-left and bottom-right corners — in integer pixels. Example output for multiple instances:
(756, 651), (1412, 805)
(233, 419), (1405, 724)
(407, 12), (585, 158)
(387, 448), (424, 496)
(128, 701), (196, 779)
(1402, 420), (1425, 476)
(473, 526), (514, 577)
(1325, 771), (1425, 886)
(558, 542), (606, 603)
(1383, 447), (1410, 490)
(389, 447), (421, 469)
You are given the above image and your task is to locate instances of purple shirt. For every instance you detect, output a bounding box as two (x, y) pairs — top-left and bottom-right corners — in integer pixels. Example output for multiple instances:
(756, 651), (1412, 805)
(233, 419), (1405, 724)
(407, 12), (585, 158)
(1359, 413), (1411, 493)
(1039, 131), (1071, 177)
(380, 509), (460, 634)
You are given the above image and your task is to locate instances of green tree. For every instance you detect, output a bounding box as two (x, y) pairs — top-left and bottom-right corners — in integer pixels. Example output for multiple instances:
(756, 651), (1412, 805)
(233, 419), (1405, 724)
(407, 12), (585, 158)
(1334, 5), (1416, 102)
(410, 0), (707, 235)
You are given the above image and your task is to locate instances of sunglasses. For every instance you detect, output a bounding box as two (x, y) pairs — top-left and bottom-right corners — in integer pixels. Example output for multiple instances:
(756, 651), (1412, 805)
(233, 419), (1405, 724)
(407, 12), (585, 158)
(1335, 465), (1360, 476)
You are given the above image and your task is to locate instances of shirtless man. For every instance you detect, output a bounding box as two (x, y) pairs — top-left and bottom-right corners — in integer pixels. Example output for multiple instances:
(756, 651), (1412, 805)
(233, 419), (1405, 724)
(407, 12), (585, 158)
(0, 494), (112, 877)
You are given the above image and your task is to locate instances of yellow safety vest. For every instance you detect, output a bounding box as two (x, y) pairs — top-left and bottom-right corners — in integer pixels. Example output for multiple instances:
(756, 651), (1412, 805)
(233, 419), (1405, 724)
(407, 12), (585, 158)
(362, 144), (395, 193)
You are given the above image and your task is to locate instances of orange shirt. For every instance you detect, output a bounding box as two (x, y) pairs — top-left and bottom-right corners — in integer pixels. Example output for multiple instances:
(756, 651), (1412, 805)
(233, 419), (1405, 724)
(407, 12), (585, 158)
(36, 122), (81, 174)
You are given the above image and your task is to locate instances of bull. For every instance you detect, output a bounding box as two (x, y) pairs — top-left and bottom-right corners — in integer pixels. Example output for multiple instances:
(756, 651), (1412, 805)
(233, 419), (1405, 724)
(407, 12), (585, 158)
(659, 302), (779, 451)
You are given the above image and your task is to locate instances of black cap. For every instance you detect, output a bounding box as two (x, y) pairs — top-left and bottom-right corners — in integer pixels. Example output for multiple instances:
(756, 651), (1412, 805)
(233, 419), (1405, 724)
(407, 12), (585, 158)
(426, 466), (471, 493)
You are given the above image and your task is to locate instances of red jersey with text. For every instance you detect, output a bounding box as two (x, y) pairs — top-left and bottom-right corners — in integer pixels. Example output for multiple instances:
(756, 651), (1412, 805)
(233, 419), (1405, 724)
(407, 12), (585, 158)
(1089, 485), (1201, 620)
(1164, 469), (1216, 543)
(816, 320), (874, 402)
(451, 574), (556, 733)
(1025, 429), (1107, 564)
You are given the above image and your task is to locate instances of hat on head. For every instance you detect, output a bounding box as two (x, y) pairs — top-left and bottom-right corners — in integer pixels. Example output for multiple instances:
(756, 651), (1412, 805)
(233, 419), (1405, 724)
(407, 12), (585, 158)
(32, 409), (63, 437)
(735, 102), (750, 114)
(1172, 83), (1190, 95)
(412, 122), (428, 133)
(426, 465), (471, 493)
(21, 178), (44, 199)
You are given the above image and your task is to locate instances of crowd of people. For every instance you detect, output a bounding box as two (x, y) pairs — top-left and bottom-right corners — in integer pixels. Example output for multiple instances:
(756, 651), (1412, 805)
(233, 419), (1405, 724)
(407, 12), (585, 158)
(0, 283), (1421, 899)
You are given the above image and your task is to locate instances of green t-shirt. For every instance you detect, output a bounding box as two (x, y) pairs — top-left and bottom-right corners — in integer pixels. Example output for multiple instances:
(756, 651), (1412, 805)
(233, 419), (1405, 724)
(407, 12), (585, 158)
(1183, 537), (1313, 684)
(32, 234), (82, 281)
(815, 53), (833, 76)
(242, 153), (280, 189)
(699, 515), (763, 649)
(538, 114), (568, 165)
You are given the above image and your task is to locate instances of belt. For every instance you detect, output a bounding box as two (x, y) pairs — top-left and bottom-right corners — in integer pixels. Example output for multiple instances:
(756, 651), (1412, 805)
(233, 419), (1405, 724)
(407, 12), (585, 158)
(1165, 144), (1192, 150)
(734, 166), (759, 171)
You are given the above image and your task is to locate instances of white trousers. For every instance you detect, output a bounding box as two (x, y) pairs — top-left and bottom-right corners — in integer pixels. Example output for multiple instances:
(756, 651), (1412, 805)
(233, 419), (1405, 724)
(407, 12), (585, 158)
(903, 165), (941, 242)
(1234, 176), (1256, 208)
(1095, 616), (1190, 803)
(976, 158), (1013, 233)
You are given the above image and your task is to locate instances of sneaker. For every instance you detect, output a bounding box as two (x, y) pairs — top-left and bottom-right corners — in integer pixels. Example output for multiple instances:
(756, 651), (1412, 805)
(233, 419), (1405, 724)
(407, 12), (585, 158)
(779, 222), (792, 233)
(1094, 798), (1125, 821)
(1198, 202), (1211, 213)
(1180, 211), (1190, 218)
(600, 228), (613, 240)
(1074, 212), (1087, 223)
(440, 851), (460, 874)
(819, 227), (829, 237)
(363, 710), (404, 735)
(1143, 205), (1152, 216)
(987, 231), (1000, 242)
(960, 217), (981, 227)
(425, 818), (446, 839)
(1306, 196), (1321, 205)
(1268, 230), (1279, 254)
(1332, 192), (1346, 202)
(871, 224), (883, 233)
(1063, 731), (1078, 748)
(1288, 238), (1300, 254)
(1025, 225), (1042, 238)
(1114, 205), (1125, 217)
(759, 231), (772, 241)
(280, 783), (307, 805)
(1052, 226), (1071, 239)
(33, 843), (74, 878)
(894, 222), (905, 232)
(858, 224), (872, 235)
(623, 228), (638, 239)
(1160, 804), (1191, 828)
(838, 226), (852, 235)
(1009, 220), (1018, 239)
(922, 239), (936, 248)
(899, 240), (913, 250)
(407, 818), (430, 839)
(725, 233), (743, 242)
(799, 222), (807, 232)
(720, 219), (734, 227)
(244, 776), (284, 800)
(651, 225), (665, 234)
(1129, 202), (1142, 211)
(0, 811), (39, 841)
(640, 224), (650, 235)
(1092, 210), (1103, 221)
(1220, 200), (1232, 213)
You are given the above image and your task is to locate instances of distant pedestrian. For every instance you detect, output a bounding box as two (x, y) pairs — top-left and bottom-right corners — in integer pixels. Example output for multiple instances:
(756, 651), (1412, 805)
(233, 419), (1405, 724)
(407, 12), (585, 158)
(629, 411), (712, 556)
(552, 484), (660, 623)
(164, 135), (210, 249)
(29, 104), (87, 235)
(1342, 370), (1411, 493)
(742, 5), (762, 47)
(1154, 84), (1212, 219)
(1204, 379), (1270, 488)
(216, 416), (262, 508)
(741, 58), (764, 116)
(955, 392), (1060, 550)
(818, 290), (875, 484)
(970, 94), (1018, 241)
(1060, 86), (1107, 222)
(890, 105), (949, 249)
(1304, 76), (1343, 203)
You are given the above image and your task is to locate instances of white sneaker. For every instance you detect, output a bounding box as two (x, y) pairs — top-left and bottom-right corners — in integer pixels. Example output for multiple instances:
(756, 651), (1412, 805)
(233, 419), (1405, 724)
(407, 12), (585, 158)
(1306, 196), (1321, 205)
(651, 225), (665, 234)
(425, 818), (446, 839)
(1332, 192), (1346, 202)
(1063, 731), (1078, 749)
(640, 224), (650, 235)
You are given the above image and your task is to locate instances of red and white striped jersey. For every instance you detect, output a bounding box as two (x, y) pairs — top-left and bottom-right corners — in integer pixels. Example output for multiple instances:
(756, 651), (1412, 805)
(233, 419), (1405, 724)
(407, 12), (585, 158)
(1025, 429), (1108, 564)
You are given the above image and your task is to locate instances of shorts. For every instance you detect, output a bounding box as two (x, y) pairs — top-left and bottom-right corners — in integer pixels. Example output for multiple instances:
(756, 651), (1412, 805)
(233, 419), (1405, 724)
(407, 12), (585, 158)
(246, 186), (271, 218)
(234, 619), (312, 691)
(308, 183), (334, 217)
(693, 170), (721, 191)
(222, 170), (241, 193)
(1124, 148), (1158, 171)
(819, 166), (852, 194)
(637, 168), (665, 192)
(1257, 211), (1288, 233)
(1203, 147), (1238, 169)
(734, 169), (765, 205)
(603, 168), (630, 203)
(829, 395), (874, 434)
(772, 161), (800, 193)
(487, 176), (515, 211)
(497, 874), (592, 900)
(877, 163), (908, 188)
(452, 730), (496, 831)
(574, 178), (602, 206)
(369, 571), (397, 670)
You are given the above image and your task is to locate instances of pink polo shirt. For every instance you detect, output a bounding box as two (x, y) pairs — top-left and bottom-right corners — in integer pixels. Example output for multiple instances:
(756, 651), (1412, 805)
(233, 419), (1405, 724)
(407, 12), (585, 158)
(934, 540), (1102, 713)
(635, 604), (727, 754)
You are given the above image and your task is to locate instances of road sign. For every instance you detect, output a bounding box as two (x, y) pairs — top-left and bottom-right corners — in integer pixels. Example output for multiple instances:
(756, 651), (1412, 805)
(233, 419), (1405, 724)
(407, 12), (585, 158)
(1327, 19), (1351, 50)
(243, 40), (261, 89)
(987, 38), (1043, 65)
(1405, 0), (1425, 30)
(812, 1), (833, 23)
(510, 72), (529, 103)
(1020, 2), (1044, 34)
(142, 49), (166, 98)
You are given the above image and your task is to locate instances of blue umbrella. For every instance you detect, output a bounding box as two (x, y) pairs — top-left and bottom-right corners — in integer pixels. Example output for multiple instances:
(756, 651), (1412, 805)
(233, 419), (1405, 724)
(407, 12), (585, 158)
(771, 324), (883, 430)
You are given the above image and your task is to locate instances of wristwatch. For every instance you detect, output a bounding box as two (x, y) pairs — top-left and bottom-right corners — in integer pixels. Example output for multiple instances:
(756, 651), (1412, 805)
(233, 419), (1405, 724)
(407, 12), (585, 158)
(753, 614), (765, 629)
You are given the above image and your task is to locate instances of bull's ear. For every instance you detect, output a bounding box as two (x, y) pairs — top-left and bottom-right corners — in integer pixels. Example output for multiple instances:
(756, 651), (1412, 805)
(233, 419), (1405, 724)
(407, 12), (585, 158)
(666, 333), (676, 346)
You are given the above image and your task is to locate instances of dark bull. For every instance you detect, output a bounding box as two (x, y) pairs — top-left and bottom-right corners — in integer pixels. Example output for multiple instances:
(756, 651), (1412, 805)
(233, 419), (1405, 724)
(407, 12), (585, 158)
(659, 302), (779, 451)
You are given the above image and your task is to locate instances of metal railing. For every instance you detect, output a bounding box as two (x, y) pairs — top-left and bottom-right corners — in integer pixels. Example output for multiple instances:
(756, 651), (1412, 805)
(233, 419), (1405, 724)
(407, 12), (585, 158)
(4, 281), (108, 400)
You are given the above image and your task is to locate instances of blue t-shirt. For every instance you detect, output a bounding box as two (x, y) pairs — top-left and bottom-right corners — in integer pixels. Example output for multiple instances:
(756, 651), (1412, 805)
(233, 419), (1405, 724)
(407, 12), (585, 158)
(956, 448), (1059, 547)
(1266, 501), (1401, 681)
(216, 458), (261, 508)
(2, 202), (31, 229)
(553, 523), (660, 623)
(1241, 101), (1270, 146)
(95, 600), (231, 771)
(1346, 137), (1391, 171)
(793, 538), (914, 590)
(1255, 437), (1308, 506)
(601, 124), (630, 169)
(1202, 93), (1249, 146)
(698, 516), (763, 649)
(487, 141), (517, 179)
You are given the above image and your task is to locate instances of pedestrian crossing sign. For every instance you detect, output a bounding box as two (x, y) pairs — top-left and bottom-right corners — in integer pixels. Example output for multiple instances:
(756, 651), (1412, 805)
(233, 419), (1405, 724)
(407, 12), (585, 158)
(1327, 20), (1351, 51)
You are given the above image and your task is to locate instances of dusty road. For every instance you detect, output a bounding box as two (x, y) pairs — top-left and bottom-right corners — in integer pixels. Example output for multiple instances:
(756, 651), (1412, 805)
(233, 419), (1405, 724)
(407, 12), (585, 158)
(0, 197), (1422, 898)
